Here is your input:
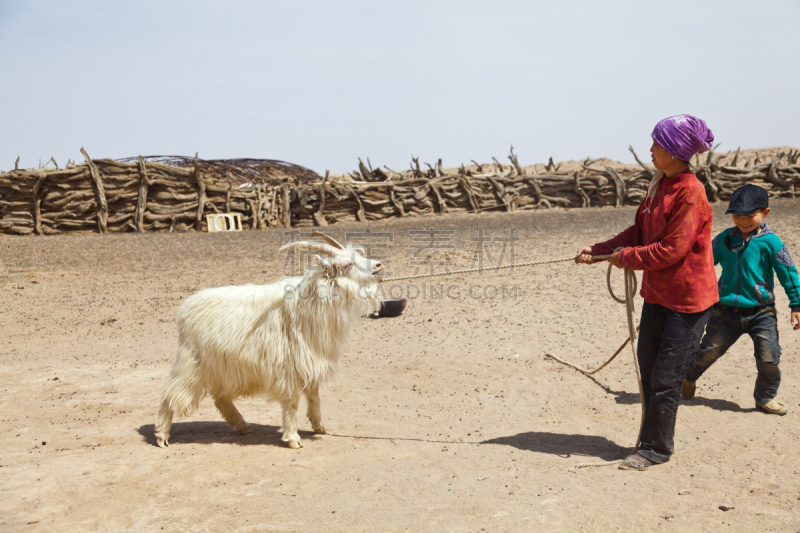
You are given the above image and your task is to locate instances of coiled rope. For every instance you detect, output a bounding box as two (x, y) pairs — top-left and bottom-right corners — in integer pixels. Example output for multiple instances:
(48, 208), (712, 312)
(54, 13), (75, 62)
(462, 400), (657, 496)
(548, 256), (644, 470)
(384, 252), (645, 470)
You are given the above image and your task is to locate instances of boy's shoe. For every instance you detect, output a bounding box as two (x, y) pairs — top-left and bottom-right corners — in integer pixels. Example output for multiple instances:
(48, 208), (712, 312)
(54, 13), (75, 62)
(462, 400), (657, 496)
(681, 379), (696, 400)
(756, 400), (788, 416)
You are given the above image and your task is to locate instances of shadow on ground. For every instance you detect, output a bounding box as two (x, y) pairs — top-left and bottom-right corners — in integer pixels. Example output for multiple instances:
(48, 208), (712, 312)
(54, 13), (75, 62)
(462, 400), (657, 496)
(586, 375), (641, 405)
(137, 422), (320, 447)
(483, 431), (630, 460)
(584, 375), (755, 413)
(683, 396), (756, 413)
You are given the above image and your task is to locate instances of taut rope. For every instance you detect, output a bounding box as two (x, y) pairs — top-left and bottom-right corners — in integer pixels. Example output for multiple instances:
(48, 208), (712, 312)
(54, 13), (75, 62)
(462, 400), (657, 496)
(383, 256), (579, 282)
(384, 253), (645, 471)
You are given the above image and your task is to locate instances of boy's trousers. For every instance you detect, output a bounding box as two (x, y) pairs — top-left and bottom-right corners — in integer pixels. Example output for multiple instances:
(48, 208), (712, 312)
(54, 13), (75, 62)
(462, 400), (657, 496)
(636, 302), (711, 464)
(685, 303), (782, 405)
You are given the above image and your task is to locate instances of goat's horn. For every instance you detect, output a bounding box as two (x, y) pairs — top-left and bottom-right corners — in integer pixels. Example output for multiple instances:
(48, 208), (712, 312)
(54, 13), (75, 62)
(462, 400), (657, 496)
(279, 241), (338, 256)
(310, 231), (345, 250)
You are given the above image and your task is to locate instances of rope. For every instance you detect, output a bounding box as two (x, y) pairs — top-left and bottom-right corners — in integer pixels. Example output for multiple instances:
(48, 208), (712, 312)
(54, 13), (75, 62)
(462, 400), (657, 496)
(547, 255), (645, 470)
(383, 256), (578, 282)
(385, 251), (646, 471)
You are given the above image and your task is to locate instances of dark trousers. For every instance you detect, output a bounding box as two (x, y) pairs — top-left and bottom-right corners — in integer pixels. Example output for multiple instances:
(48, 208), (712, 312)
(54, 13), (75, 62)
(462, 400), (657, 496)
(685, 303), (782, 404)
(636, 301), (711, 464)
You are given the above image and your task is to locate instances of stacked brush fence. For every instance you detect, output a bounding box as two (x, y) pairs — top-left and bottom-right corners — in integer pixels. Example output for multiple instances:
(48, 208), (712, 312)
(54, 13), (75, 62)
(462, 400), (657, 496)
(1, 146), (798, 235)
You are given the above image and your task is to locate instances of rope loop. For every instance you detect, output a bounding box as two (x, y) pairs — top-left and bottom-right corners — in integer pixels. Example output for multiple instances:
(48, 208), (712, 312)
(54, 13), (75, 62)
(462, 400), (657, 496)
(547, 256), (645, 470)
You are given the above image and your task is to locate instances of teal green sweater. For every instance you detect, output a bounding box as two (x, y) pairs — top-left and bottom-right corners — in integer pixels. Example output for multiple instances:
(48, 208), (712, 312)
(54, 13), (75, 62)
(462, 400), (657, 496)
(713, 223), (800, 311)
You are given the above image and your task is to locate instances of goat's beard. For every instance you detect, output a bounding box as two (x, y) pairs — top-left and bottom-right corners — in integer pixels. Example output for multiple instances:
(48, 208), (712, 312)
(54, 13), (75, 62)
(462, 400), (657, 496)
(358, 281), (383, 315)
(289, 272), (379, 313)
(333, 277), (382, 316)
(285, 267), (383, 322)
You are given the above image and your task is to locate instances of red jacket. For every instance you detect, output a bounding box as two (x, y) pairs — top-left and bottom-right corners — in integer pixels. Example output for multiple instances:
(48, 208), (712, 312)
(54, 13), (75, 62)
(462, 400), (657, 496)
(592, 169), (718, 313)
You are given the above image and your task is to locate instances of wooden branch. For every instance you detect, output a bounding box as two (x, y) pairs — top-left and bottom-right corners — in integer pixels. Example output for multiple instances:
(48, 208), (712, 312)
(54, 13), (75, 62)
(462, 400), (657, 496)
(80, 147), (108, 233)
(508, 145), (524, 177)
(390, 187), (405, 216)
(248, 199), (260, 230)
(266, 187), (278, 224)
(605, 166), (626, 207)
(459, 177), (480, 213)
(193, 153), (206, 230)
(701, 167), (719, 202)
(492, 157), (504, 175)
(358, 158), (373, 181)
(628, 145), (654, 178)
(410, 156), (422, 178)
(732, 150), (744, 166)
(349, 188), (366, 221)
(429, 184), (446, 214)
(314, 170), (329, 226)
(524, 177), (549, 209)
(135, 156), (149, 233)
(573, 172), (590, 208)
(282, 184), (291, 228)
(487, 176), (515, 212)
(705, 143), (721, 167)
(32, 172), (47, 235)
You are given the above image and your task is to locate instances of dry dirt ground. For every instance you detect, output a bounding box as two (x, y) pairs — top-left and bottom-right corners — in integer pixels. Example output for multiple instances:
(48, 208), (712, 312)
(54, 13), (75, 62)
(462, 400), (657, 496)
(2, 199), (799, 532)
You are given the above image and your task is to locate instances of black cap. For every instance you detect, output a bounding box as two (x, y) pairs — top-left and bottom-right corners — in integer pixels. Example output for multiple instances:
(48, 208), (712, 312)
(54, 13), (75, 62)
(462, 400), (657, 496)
(726, 184), (769, 215)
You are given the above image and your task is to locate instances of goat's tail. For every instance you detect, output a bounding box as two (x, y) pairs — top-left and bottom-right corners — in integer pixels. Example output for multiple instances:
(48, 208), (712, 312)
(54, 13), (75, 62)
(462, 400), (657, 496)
(155, 344), (205, 447)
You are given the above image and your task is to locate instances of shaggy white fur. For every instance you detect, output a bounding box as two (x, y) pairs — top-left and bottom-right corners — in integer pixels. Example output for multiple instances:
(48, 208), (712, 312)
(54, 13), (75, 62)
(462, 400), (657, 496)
(155, 233), (384, 449)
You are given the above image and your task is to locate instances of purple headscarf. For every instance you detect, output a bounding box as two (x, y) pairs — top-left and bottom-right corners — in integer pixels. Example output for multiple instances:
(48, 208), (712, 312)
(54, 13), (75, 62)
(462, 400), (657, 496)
(651, 114), (714, 162)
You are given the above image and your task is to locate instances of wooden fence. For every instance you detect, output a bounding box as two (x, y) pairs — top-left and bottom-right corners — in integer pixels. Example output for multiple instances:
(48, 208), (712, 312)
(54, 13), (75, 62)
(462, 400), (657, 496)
(1, 147), (798, 236)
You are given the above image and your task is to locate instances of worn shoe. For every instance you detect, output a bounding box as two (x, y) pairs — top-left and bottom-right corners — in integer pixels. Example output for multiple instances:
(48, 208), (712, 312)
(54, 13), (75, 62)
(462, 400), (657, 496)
(618, 452), (654, 471)
(681, 379), (696, 400)
(756, 400), (788, 416)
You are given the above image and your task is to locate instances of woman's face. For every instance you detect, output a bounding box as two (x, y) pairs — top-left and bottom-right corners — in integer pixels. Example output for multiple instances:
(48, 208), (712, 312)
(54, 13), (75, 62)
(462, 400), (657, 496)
(650, 140), (673, 170)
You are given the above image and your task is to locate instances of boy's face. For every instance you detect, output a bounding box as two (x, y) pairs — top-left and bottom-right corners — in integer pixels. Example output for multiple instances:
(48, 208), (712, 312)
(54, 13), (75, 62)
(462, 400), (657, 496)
(732, 207), (770, 235)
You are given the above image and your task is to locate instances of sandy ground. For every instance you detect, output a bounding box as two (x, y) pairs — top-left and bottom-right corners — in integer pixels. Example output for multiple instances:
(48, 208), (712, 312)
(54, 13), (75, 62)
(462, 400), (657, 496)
(2, 199), (799, 532)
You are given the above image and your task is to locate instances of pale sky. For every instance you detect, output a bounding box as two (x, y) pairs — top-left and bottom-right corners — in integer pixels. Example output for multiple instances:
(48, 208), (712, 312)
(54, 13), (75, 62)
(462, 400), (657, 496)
(1, 1), (798, 174)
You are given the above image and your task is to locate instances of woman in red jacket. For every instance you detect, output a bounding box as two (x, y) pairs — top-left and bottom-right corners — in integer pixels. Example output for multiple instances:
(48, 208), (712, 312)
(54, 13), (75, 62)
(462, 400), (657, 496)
(576, 115), (717, 470)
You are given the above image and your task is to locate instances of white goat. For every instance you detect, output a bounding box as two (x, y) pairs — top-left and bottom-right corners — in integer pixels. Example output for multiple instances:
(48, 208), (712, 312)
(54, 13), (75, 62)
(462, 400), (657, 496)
(155, 232), (384, 449)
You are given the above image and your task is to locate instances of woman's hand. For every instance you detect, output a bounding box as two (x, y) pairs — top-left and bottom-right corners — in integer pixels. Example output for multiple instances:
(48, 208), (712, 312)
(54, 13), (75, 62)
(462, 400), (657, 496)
(791, 311), (800, 331)
(575, 247), (594, 264)
(608, 250), (624, 268)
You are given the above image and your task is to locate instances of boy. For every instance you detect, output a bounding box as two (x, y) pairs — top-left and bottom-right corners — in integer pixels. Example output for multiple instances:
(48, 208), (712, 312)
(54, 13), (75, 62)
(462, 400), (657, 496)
(682, 184), (800, 415)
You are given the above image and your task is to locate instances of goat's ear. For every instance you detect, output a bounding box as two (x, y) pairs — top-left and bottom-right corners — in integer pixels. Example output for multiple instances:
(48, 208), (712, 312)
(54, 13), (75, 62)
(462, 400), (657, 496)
(313, 255), (338, 277)
(348, 244), (366, 255)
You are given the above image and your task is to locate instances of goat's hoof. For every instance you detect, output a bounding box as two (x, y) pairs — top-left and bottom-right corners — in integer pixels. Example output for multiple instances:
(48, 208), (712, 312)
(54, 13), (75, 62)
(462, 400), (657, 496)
(156, 436), (169, 448)
(238, 425), (253, 435)
(287, 440), (302, 449)
(313, 427), (327, 435)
